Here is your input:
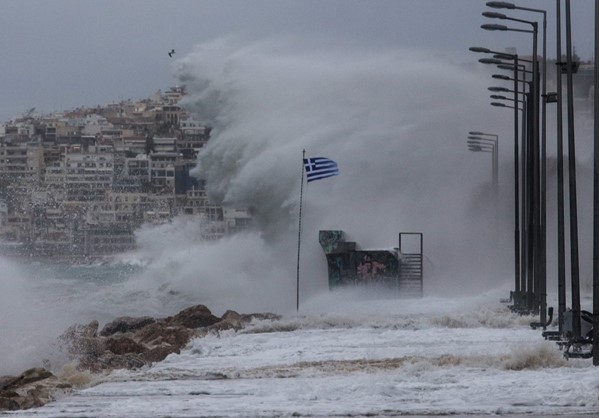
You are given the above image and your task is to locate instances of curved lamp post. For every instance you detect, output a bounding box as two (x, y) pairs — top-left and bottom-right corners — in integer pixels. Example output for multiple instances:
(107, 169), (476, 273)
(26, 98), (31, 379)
(467, 134), (498, 191)
(474, 50), (526, 306)
(482, 18), (540, 317)
(485, 2), (549, 325)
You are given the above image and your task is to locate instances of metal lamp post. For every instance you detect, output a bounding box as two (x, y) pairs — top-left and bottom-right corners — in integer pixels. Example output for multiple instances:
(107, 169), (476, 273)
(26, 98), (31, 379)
(482, 19), (542, 318)
(473, 50), (525, 309)
(483, 1), (547, 322)
(564, 0), (582, 341)
(491, 61), (534, 312)
(593, 0), (599, 366)
(467, 136), (498, 190)
(486, 0), (549, 330)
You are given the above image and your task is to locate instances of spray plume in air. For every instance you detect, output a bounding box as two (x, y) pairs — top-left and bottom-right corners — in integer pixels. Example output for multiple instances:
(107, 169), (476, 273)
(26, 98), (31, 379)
(166, 39), (514, 297)
(0, 40), (519, 376)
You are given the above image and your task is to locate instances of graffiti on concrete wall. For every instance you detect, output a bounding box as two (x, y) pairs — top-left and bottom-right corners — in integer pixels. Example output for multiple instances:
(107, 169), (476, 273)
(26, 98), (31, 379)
(319, 230), (399, 289)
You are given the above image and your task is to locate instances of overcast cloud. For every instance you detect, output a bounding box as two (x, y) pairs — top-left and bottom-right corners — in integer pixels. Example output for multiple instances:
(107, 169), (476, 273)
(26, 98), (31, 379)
(0, 0), (594, 121)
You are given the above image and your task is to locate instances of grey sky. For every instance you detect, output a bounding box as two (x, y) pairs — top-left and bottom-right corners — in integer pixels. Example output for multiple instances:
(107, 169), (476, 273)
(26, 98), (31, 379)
(0, 0), (594, 122)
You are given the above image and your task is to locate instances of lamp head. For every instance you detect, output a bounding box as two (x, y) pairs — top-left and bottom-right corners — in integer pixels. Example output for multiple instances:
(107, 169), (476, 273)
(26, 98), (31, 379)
(469, 46), (491, 53)
(486, 1), (516, 9)
(479, 58), (503, 65)
(482, 11), (507, 19)
(481, 23), (508, 31)
(488, 86), (509, 92)
(468, 145), (492, 152)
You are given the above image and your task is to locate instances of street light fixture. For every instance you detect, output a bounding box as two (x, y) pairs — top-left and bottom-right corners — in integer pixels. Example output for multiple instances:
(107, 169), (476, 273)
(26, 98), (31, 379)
(493, 53), (530, 62)
(488, 86), (516, 93)
(469, 131), (498, 138)
(483, 12), (540, 317)
(481, 23), (533, 35)
(564, 0), (582, 343)
(490, 94), (514, 101)
(468, 144), (494, 151)
(469, 46), (494, 54)
(470, 46), (516, 59)
(492, 74), (510, 81)
(466, 133), (498, 191)
(493, 53), (531, 61)
(497, 64), (532, 73)
(492, 74), (531, 88)
(468, 137), (497, 144)
(468, 139), (497, 149)
(475, 50), (525, 305)
(487, 0), (549, 328)
(469, 145), (493, 152)
(481, 23), (508, 31)
(491, 102), (520, 109)
(483, 11), (509, 19)
(479, 58), (504, 66)
(487, 1), (517, 8)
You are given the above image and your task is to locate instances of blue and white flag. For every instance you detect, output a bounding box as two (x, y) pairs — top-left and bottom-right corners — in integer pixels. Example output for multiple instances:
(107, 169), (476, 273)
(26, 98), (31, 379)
(303, 157), (339, 183)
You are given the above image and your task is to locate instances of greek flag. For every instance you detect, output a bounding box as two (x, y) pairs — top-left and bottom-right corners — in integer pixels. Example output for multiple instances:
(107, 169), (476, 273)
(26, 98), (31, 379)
(303, 157), (339, 183)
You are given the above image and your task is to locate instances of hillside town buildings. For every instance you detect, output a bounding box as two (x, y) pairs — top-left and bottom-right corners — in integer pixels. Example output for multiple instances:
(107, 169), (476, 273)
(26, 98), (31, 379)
(0, 86), (251, 258)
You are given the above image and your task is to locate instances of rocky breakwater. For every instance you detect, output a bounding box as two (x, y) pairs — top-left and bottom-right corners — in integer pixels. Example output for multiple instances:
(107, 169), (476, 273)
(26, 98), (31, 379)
(0, 304), (280, 411)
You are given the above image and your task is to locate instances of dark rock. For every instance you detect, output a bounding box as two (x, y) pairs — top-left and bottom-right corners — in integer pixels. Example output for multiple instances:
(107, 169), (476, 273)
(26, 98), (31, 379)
(0, 369), (71, 412)
(0, 376), (17, 391)
(142, 345), (180, 363)
(101, 353), (146, 370)
(65, 320), (99, 338)
(221, 310), (241, 321)
(53, 306), (282, 375)
(100, 316), (156, 336)
(105, 336), (146, 355)
(6, 368), (53, 390)
(167, 304), (220, 329)
(0, 304), (286, 411)
(80, 352), (146, 372)
(59, 321), (102, 358)
(0, 397), (20, 411)
(136, 322), (193, 348)
(19, 387), (45, 409)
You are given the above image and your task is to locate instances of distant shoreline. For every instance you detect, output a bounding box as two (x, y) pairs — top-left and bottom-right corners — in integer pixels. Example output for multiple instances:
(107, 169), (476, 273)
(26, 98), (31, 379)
(1, 251), (118, 266)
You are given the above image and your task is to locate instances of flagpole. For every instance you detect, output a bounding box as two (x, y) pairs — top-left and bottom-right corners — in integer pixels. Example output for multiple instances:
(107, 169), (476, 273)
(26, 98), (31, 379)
(296, 149), (306, 312)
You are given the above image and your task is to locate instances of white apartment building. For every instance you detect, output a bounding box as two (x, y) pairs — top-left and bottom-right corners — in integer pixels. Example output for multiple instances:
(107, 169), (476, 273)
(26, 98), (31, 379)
(0, 139), (44, 184)
(44, 150), (114, 202)
(183, 188), (223, 221)
(82, 114), (113, 136)
(86, 191), (148, 225)
(179, 116), (209, 157)
(223, 207), (253, 234)
(149, 152), (179, 191)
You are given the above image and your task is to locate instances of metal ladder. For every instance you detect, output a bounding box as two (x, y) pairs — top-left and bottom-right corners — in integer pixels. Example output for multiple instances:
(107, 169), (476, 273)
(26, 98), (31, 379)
(398, 232), (423, 298)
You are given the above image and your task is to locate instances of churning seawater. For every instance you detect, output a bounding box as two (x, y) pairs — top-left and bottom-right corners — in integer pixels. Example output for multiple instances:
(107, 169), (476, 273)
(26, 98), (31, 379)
(0, 256), (143, 376)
